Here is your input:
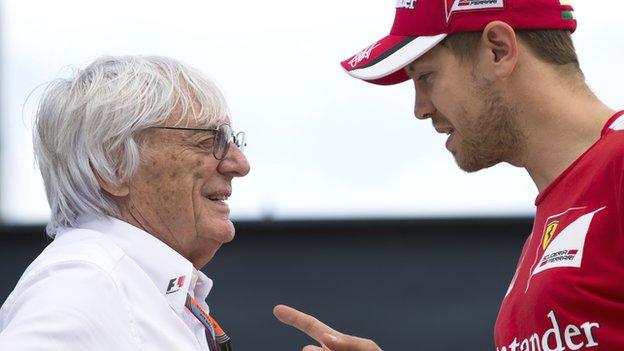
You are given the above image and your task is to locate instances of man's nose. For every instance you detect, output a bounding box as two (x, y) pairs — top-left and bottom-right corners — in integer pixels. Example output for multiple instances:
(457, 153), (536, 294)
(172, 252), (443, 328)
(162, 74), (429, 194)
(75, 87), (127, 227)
(218, 145), (250, 177)
(414, 91), (435, 120)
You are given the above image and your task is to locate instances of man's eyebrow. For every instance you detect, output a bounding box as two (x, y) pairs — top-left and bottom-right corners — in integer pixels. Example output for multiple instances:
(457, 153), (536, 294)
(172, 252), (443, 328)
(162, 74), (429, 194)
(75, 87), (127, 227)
(405, 62), (416, 76)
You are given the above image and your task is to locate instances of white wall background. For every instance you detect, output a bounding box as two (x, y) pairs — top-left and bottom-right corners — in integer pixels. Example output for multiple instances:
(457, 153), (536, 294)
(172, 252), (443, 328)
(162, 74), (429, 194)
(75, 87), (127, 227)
(2, 0), (623, 224)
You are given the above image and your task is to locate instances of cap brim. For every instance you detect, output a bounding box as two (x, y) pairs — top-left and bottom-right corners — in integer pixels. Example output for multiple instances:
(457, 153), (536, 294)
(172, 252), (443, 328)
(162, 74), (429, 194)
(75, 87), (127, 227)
(340, 33), (447, 85)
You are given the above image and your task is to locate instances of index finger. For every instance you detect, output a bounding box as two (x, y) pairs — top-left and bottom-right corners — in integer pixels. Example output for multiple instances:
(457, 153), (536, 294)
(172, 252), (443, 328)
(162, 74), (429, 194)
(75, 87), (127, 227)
(273, 304), (339, 342)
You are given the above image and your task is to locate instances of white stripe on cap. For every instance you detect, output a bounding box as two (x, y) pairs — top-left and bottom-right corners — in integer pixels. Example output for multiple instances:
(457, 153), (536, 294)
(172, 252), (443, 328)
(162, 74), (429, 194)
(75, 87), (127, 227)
(346, 34), (447, 81)
(609, 114), (624, 131)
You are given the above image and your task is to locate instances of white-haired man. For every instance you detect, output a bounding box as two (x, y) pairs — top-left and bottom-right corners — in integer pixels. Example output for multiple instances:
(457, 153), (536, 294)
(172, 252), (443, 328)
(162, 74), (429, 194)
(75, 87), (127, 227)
(0, 56), (249, 351)
(274, 0), (624, 350)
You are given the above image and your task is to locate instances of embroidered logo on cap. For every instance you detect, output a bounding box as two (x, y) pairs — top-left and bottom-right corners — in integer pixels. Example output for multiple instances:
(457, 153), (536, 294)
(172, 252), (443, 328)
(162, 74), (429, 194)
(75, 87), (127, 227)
(166, 275), (186, 294)
(348, 42), (381, 68)
(445, 0), (505, 24)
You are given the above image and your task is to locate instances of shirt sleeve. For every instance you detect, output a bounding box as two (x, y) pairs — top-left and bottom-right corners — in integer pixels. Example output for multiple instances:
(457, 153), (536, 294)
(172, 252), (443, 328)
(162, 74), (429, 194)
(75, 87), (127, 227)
(0, 260), (140, 350)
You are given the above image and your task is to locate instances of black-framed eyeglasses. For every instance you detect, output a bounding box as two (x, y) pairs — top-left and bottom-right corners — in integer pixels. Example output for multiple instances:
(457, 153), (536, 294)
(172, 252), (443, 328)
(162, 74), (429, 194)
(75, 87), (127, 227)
(152, 124), (246, 160)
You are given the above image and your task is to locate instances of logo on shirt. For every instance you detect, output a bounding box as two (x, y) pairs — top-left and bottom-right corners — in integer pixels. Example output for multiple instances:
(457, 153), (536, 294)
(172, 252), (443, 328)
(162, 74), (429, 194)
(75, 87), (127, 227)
(496, 310), (600, 351)
(529, 207), (605, 280)
(166, 275), (186, 294)
(445, 0), (504, 24)
(396, 0), (417, 9)
(542, 221), (559, 249)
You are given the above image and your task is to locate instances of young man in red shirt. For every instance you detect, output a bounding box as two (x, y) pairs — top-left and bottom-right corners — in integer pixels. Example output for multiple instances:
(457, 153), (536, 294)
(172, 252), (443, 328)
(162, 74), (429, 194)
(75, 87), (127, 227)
(274, 1), (624, 350)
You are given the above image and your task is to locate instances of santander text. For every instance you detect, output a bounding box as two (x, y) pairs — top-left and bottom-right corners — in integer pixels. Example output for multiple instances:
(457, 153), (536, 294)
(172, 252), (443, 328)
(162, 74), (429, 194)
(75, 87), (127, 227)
(497, 311), (599, 351)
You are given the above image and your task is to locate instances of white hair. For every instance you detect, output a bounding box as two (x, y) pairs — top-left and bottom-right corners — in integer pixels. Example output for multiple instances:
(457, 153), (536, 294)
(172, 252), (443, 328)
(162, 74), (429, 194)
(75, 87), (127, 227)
(33, 55), (230, 237)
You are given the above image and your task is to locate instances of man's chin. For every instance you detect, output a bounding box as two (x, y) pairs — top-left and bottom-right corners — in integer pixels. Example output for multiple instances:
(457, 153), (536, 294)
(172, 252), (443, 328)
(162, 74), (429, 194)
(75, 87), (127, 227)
(203, 218), (236, 244)
(457, 161), (485, 173)
(454, 153), (500, 173)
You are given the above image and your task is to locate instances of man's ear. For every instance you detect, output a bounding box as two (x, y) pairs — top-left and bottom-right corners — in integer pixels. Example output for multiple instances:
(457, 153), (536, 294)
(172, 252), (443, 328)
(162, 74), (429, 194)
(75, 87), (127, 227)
(480, 21), (519, 78)
(91, 165), (130, 197)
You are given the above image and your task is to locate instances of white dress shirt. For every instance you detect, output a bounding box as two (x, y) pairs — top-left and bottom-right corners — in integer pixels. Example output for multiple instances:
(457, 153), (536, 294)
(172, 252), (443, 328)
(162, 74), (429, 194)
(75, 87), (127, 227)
(0, 216), (216, 351)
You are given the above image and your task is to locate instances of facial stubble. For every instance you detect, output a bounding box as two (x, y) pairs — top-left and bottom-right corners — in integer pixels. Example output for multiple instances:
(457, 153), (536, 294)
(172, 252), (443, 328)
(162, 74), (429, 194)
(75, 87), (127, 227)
(454, 83), (526, 173)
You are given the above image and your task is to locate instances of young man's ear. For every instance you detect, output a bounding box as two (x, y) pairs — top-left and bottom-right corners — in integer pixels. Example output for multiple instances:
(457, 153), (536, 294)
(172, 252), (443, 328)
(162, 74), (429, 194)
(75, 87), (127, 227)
(480, 21), (519, 78)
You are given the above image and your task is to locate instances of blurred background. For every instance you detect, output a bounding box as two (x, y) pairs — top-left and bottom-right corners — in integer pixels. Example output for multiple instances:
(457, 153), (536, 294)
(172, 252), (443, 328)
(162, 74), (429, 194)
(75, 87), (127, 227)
(1, 0), (622, 349)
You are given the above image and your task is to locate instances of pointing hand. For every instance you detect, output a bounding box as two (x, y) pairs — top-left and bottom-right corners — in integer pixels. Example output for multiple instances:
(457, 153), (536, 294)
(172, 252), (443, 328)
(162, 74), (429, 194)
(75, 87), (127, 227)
(273, 304), (383, 351)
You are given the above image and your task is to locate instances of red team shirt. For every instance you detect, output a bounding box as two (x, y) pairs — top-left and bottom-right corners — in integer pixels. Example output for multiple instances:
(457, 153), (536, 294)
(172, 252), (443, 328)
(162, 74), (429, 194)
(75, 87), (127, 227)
(494, 111), (624, 351)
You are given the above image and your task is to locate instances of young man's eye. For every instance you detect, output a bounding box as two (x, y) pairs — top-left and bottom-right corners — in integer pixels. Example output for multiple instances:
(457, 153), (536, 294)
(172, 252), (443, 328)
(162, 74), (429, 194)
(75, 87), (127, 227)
(417, 72), (432, 82)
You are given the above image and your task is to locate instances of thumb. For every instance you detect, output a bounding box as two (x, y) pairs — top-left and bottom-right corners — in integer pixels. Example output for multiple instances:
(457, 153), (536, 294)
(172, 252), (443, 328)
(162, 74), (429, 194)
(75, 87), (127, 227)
(320, 333), (382, 351)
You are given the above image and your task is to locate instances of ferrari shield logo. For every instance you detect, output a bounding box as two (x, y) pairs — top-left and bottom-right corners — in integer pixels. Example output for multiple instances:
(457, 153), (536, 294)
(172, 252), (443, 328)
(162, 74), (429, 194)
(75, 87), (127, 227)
(542, 221), (559, 250)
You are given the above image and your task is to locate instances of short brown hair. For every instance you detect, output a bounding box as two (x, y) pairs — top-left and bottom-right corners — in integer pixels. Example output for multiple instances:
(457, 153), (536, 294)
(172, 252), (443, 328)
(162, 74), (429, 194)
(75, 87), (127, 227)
(441, 29), (582, 75)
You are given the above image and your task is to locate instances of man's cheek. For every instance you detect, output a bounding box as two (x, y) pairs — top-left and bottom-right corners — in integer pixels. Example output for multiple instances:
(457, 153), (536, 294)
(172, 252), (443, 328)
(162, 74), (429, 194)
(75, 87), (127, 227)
(193, 160), (206, 179)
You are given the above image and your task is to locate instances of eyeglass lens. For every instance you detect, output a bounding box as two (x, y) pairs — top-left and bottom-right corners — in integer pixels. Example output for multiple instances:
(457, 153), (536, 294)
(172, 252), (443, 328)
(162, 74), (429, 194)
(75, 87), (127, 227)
(213, 124), (246, 160)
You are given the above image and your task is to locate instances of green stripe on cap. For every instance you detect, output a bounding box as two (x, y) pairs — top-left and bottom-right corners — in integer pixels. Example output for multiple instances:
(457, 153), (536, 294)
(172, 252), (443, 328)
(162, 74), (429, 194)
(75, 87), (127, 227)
(562, 10), (575, 20)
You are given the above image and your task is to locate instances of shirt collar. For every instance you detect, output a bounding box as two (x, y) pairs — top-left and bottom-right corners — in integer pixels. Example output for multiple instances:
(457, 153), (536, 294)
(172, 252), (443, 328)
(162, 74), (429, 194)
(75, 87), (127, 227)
(601, 110), (624, 135)
(73, 215), (213, 312)
(190, 269), (213, 302)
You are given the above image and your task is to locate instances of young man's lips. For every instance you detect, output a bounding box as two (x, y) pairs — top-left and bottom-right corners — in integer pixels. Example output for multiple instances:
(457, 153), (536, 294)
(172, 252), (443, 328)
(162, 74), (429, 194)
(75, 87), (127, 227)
(433, 125), (454, 135)
(433, 125), (455, 150)
(445, 131), (455, 150)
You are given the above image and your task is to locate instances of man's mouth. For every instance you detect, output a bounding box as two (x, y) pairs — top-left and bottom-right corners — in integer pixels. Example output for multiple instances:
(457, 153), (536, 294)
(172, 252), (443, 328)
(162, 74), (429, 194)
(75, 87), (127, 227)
(204, 190), (232, 203)
(433, 124), (456, 150)
(207, 195), (229, 202)
(434, 125), (455, 135)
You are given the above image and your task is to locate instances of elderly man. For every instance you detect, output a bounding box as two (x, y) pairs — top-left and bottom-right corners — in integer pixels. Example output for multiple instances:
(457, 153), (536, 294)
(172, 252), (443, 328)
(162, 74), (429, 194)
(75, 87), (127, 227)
(275, 0), (624, 350)
(0, 56), (249, 350)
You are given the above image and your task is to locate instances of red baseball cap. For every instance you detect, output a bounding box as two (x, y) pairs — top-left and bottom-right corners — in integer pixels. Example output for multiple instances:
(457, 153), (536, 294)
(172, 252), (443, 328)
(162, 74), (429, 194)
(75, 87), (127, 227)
(341, 0), (577, 85)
